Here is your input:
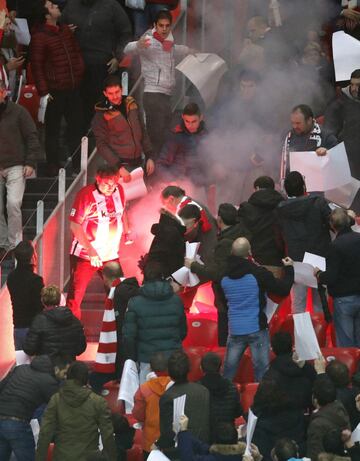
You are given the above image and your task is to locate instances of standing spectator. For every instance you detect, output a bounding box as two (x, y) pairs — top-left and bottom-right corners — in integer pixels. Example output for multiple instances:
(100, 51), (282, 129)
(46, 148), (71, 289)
(30, 0), (85, 176)
(0, 79), (42, 255)
(315, 208), (360, 347)
(92, 75), (155, 182)
(62, 0), (132, 129)
(0, 354), (71, 461)
(221, 238), (294, 382)
(124, 9), (190, 156)
(7, 240), (44, 350)
(132, 352), (171, 457)
(23, 285), (87, 358)
(123, 262), (187, 383)
(35, 361), (117, 461)
(277, 171), (331, 313)
(239, 175), (285, 277)
(199, 352), (242, 442)
(66, 165), (127, 319)
(132, 0), (179, 39)
(157, 351), (210, 455)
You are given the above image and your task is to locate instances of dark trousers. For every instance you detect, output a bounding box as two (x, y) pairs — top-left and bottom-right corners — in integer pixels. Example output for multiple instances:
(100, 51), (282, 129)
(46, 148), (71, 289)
(143, 92), (171, 157)
(66, 255), (122, 319)
(0, 419), (35, 461)
(45, 88), (83, 170)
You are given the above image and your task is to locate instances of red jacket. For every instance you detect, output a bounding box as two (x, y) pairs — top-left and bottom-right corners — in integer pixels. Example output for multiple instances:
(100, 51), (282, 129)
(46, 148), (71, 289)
(30, 24), (84, 96)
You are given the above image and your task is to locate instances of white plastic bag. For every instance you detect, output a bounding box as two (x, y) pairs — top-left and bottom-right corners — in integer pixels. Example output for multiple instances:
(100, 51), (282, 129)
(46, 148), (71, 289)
(125, 0), (145, 9)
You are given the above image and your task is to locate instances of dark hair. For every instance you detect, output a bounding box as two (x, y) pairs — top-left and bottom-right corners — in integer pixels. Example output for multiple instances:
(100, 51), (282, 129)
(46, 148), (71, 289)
(351, 69), (360, 79)
(218, 203), (238, 226)
(201, 352), (222, 374)
(178, 204), (201, 221)
(14, 240), (34, 264)
(143, 262), (164, 282)
(154, 9), (172, 24)
(213, 422), (238, 444)
(50, 353), (73, 370)
(254, 176), (275, 190)
(313, 376), (337, 406)
(291, 104), (314, 120)
(67, 361), (89, 386)
(183, 102), (201, 117)
(161, 185), (185, 199)
(273, 438), (299, 461)
(150, 352), (168, 373)
(326, 360), (350, 388)
(168, 351), (189, 383)
(271, 332), (292, 356)
(96, 164), (119, 179)
(329, 208), (351, 232)
(103, 75), (122, 91)
(102, 261), (123, 281)
(284, 171), (305, 197)
(253, 380), (290, 413)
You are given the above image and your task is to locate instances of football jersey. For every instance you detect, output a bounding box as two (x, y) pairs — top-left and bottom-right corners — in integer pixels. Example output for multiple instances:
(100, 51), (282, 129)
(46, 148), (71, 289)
(69, 183), (125, 262)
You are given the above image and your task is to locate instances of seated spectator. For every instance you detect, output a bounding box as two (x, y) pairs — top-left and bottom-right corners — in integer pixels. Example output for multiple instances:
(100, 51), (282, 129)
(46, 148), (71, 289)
(112, 413), (135, 461)
(262, 332), (317, 411)
(307, 375), (351, 461)
(199, 352), (242, 442)
(177, 415), (249, 461)
(7, 240), (44, 350)
(132, 352), (171, 457)
(271, 438), (307, 461)
(252, 380), (307, 461)
(0, 354), (71, 461)
(157, 351), (210, 456)
(35, 361), (117, 461)
(23, 285), (86, 358)
(123, 263), (187, 383)
(326, 360), (359, 431)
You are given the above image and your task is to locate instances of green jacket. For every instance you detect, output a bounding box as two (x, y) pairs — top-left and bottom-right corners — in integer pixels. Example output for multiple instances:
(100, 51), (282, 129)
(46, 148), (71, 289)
(36, 380), (117, 461)
(123, 280), (187, 363)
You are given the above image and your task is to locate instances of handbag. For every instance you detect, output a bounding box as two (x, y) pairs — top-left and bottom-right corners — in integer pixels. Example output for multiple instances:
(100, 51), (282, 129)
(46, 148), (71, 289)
(125, 0), (145, 10)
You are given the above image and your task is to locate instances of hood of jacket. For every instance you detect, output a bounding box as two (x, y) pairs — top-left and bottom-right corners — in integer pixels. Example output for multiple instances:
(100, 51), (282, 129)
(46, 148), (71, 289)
(147, 376), (172, 396)
(342, 86), (360, 103)
(225, 255), (254, 279)
(150, 210), (185, 236)
(270, 354), (308, 378)
(139, 280), (174, 301)
(200, 373), (232, 397)
(219, 223), (244, 241)
(44, 307), (75, 326)
(30, 355), (54, 375)
(115, 277), (140, 303)
(209, 442), (246, 456)
(277, 195), (318, 221)
(59, 379), (92, 407)
(248, 189), (284, 211)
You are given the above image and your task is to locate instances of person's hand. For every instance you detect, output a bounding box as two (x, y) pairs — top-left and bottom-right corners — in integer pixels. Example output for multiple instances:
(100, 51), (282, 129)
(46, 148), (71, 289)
(341, 429), (354, 449)
(184, 257), (195, 269)
(179, 415), (189, 432)
(68, 23), (78, 33)
(6, 56), (25, 71)
(119, 167), (131, 183)
(137, 36), (151, 49)
(146, 158), (155, 176)
(0, 10), (6, 29)
(315, 147), (327, 156)
(292, 351), (305, 369)
(313, 266), (321, 277)
(107, 57), (119, 74)
(342, 8), (360, 21)
(347, 209), (356, 220)
(23, 166), (34, 178)
(282, 256), (294, 267)
(250, 444), (263, 461)
(88, 247), (103, 268)
(356, 393), (360, 412)
(314, 354), (326, 374)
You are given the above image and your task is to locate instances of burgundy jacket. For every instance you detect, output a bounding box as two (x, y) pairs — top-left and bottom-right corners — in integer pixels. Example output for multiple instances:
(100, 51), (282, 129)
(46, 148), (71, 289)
(30, 23), (85, 96)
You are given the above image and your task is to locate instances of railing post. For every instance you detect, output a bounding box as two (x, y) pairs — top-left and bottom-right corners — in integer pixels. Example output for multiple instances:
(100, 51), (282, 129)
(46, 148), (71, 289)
(36, 200), (44, 276)
(81, 136), (88, 187)
(122, 72), (129, 96)
(180, 0), (188, 105)
(58, 168), (66, 290)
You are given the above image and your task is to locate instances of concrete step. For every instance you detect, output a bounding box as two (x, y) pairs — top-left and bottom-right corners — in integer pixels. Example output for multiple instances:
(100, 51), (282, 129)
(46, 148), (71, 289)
(22, 192), (58, 210)
(25, 177), (74, 194)
(22, 208), (54, 228)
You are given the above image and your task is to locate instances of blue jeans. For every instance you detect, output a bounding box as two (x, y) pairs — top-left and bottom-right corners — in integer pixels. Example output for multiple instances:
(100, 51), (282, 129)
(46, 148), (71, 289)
(0, 419), (35, 461)
(13, 328), (29, 351)
(223, 329), (270, 382)
(333, 295), (360, 347)
(132, 4), (170, 38)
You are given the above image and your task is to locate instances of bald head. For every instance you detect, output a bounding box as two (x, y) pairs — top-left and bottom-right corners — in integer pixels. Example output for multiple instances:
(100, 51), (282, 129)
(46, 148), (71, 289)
(102, 261), (123, 288)
(231, 238), (251, 258)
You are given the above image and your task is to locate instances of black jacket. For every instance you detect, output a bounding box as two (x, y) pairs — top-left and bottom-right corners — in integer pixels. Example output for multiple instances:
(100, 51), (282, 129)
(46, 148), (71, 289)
(145, 211), (186, 278)
(277, 195), (331, 261)
(318, 228), (360, 297)
(23, 307), (86, 358)
(239, 189), (285, 266)
(0, 355), (60, 421)
(199, 373), (242, 442)
(262, 354), (317, 411)
(7, 263), (44, 328)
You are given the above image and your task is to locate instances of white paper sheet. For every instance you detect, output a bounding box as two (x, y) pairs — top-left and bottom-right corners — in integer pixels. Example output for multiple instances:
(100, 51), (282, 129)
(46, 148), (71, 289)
(12, 18), (31, 46)
(303, 252), (326, 272)
(148, 451), (171, 461)
(172, 394), (186, 435)
(117, 359), (139, 413)
(38, 94), (50, 124)
(176, 53), (228, 108)
(290, 143), (352, 192)
(245, 409), (258, 456)
(119, 167), (147, 202)
(186, 242), (200, 260)
(30, 419), (40, 446)
(171, 242), (201, 287)
(325, 176), (360, 209)
(15, 350), (31, 365)
(332, 31), (360, 82)
(264, 297), (279, 322)
(172, 266), (190, 286)
(294, 312), (322, 361)
(351, 423), (360, 443)
(294, 262), (318, 289)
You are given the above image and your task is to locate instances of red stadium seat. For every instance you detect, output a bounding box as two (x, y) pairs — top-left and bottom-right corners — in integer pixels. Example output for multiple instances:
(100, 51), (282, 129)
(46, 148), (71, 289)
(103, 381), (124, 413)
(47, 444), (54, 461)
(278, 313), (327, 347)
(184, 346), (208, 381)
(182, 316), (218, 348)
(127, 444), (144, 461)
(321, 347), (360, 376)
(210, 347), (255, 384)
(17, 84), (40, 124)
(240, 382), (259, 414)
